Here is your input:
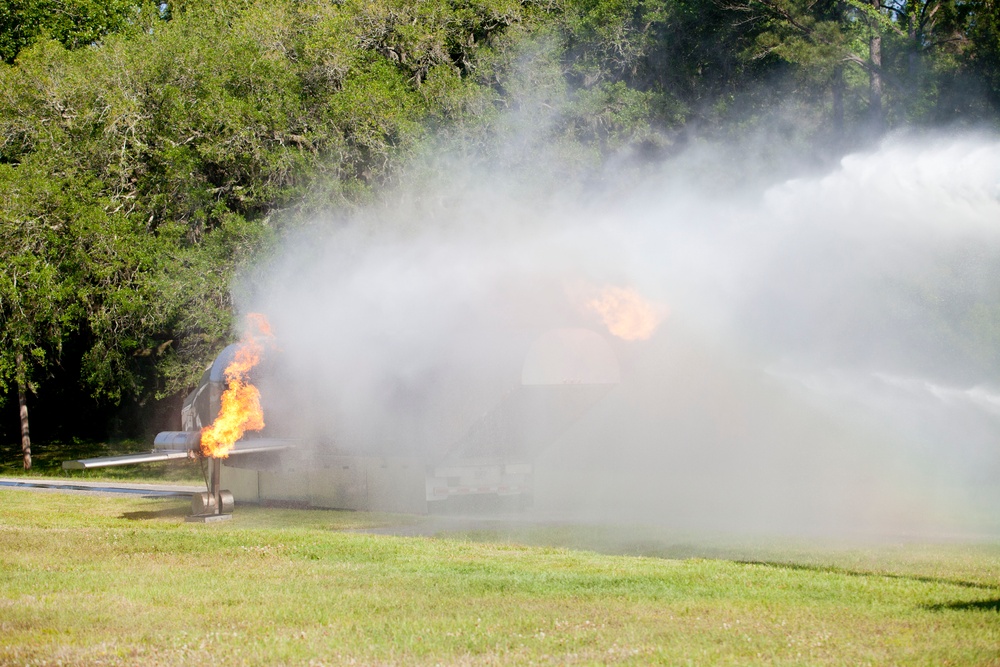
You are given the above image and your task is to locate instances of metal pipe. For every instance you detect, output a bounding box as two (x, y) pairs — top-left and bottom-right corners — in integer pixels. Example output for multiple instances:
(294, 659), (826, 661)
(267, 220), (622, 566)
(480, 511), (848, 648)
(63, 451), (192, 469)
(211, 457), (221, 515)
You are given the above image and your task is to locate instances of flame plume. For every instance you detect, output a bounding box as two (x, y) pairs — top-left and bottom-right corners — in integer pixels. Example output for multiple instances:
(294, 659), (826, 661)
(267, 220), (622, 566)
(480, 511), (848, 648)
(586, 286), (666, 341)
(200, 313), (275, 458)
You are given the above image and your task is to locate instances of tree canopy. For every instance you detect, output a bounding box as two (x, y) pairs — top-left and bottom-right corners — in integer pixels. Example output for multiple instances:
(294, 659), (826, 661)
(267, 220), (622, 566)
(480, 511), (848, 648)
(1, 0), (998, 448)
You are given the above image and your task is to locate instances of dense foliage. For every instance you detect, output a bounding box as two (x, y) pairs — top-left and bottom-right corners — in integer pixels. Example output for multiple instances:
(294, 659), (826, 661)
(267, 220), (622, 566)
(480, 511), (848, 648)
(1, 0), (998, 447)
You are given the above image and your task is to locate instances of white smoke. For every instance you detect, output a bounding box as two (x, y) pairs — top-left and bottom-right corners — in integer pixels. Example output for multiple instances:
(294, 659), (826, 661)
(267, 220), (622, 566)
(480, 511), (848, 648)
(243, 130), (1000, 537)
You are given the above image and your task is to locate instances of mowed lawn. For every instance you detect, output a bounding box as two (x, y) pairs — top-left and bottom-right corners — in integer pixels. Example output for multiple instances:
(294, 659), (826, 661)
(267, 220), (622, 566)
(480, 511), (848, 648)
(1, 489), (998, 666)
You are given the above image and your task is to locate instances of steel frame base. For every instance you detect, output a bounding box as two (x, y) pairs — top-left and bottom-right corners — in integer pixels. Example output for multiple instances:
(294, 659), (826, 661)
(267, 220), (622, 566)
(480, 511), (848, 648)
(185, 513), (233, 523)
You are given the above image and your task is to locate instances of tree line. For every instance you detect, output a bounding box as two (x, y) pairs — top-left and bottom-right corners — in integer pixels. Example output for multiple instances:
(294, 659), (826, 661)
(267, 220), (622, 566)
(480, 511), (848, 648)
(1, 0), (998, 466)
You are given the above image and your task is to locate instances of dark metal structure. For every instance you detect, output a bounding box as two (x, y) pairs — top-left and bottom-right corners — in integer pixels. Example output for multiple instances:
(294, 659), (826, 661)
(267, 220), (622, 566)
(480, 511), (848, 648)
(63, 328), (620, 516)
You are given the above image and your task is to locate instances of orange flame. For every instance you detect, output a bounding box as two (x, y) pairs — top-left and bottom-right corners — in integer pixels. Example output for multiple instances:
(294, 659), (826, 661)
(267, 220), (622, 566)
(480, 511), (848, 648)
(586, 286), (666, 341)
(200, 313), (275, 458)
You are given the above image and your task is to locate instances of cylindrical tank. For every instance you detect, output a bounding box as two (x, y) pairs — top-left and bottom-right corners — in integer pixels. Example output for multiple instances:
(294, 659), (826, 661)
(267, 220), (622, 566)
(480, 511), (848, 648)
(154, 431), (201, 451)
(191, 490), (234, 515)
(191, 491), (215, 515)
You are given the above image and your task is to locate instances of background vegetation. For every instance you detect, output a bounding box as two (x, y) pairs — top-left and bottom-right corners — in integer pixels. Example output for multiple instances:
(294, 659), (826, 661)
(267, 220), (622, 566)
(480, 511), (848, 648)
(2, 0), (999, 455)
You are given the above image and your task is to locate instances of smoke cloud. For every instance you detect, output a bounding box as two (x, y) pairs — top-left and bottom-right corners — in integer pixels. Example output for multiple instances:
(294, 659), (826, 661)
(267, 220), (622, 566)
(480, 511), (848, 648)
(241, 128), (1000, 538)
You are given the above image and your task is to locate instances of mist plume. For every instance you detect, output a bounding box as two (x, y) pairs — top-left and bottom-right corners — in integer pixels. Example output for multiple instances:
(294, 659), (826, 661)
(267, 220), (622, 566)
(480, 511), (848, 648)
(242, 129), (1000, 538)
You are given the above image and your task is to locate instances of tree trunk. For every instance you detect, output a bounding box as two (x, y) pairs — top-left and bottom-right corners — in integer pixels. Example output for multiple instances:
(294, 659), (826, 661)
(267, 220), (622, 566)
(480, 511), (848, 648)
(16, 352), (31, 471)
(907, 2), (919, 99)
(869, 0), (884, 132)
(832, 64), (845, 141)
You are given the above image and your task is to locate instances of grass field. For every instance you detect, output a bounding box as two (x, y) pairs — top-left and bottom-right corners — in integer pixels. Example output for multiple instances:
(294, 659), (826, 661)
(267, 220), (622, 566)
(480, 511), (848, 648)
(1, 488), (999, 666)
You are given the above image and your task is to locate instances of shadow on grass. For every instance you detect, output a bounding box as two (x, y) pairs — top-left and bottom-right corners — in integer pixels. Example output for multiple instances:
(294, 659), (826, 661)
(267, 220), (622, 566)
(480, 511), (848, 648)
(739, 560), (1000, 592)
(926, 598), (1000, 612)
(423, 523), (749, 561)
(121, 503), (191, 521)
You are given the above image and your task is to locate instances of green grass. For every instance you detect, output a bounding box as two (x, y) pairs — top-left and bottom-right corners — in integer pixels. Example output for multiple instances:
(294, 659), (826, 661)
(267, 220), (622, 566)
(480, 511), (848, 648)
(1, 489), (999, 666)
(0, 438), (204, 484)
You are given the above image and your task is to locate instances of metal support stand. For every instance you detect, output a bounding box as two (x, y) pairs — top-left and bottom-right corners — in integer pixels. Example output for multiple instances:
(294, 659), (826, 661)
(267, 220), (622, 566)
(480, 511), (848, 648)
(186, 456), (235, 522)
(211, 456), (221, 504)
